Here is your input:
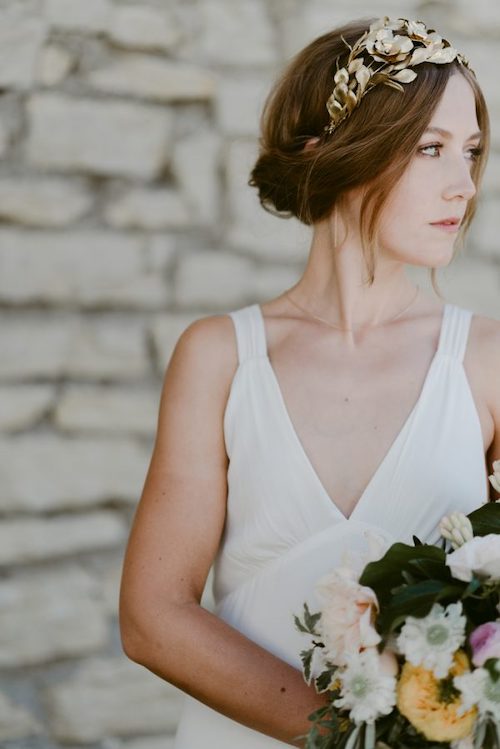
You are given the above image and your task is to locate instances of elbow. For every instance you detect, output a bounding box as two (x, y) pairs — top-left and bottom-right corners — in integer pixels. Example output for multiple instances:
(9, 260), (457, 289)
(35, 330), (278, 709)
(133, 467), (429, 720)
(119, 611), (148, 664)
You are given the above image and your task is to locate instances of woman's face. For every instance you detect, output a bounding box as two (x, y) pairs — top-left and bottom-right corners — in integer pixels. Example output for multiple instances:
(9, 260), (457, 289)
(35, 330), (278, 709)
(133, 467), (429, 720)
(376, 72), (481, 269)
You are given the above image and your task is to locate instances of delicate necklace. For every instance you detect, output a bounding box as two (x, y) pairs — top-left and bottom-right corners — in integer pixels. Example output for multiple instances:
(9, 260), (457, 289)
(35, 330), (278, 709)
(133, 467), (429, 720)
(284, 285), (421, 332)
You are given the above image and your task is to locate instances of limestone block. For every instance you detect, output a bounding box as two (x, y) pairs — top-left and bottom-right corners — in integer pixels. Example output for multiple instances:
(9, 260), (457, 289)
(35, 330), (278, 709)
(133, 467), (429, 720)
(0, 692), (43, 741)
(0, 315), (148, 381)
(171, 131), (221, 225)
(65, 316), (149, 380)
(44, 657), (184, 742)
(468, 196), (500, 259)
(0, 2), (47, 90)
(104, 187), (191, 230)
(173, 250), (256, 308)
(55, 384), (160, 436)
(254, 263), (302, 301)
(26, 94), (173, 179)
(0, 434), (151, 512)
(0, 566), (108, 667)
(198, 0), (278, 65)
(86, 54), (215, 102)
(145, 235), (177, 273)
(224, 138), (311, 262)
(0, 384), (54, 430)
(0, 120), (8, 157)
(0, 230), (167, 309)
(111, 736), (176, 749)
(0, 178), (92, 227)
(150, 312), (202, 374)
(0, 316), (74, 380)
(215, 74), (271, 135)
(0, 510), (127, 565)
(281, 0), (418, 57)
(45, 0), (112, 33)
(37, 43), (74, 86)
(99, 556), (123, 617)
(109, 5), (182, 52)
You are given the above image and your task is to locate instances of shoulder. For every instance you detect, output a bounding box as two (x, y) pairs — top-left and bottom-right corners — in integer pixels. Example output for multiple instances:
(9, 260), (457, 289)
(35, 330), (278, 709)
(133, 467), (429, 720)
(471, 311), (500, 498)
(167, 311), (239, 400)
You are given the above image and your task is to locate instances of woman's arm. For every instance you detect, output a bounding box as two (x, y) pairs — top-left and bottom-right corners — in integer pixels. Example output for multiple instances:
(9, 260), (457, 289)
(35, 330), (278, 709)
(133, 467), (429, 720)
(119, 315), (328, 747)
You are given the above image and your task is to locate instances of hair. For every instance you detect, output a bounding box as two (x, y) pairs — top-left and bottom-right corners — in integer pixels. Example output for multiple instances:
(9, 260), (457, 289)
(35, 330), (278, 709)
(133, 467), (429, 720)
(248, 17), (491, 297)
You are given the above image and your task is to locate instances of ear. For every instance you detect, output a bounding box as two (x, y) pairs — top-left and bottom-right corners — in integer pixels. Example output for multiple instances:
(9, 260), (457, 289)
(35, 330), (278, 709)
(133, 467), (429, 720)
(304, 137), (320, 151)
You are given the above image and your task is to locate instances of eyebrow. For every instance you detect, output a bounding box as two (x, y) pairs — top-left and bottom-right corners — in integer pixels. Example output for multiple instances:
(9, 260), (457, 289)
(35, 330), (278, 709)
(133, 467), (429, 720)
(424, 126), (482, 141)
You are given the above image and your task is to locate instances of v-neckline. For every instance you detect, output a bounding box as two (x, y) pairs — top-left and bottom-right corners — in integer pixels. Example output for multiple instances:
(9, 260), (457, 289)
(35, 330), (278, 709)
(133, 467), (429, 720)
(255, 302), (450, 522)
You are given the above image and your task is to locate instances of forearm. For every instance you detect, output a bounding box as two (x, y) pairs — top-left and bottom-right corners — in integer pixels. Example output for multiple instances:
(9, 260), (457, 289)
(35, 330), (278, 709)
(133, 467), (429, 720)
(124, 601), (328, 746)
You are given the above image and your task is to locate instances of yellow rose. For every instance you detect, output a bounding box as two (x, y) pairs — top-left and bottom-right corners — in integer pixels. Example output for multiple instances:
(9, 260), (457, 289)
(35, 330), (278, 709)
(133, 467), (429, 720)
(396, 650), (477, 742)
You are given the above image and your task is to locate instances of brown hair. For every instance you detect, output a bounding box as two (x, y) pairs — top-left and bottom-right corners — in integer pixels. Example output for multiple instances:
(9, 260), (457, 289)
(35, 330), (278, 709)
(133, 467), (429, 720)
(248, 17), (490, 296)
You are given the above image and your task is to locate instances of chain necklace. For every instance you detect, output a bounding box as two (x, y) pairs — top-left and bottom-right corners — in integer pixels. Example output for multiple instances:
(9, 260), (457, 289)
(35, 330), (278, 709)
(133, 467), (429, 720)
(284, 285), (421, 332)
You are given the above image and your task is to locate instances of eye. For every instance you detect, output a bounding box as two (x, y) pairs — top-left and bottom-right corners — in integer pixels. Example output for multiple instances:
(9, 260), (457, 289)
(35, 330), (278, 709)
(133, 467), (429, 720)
(418, 143), (483, 161)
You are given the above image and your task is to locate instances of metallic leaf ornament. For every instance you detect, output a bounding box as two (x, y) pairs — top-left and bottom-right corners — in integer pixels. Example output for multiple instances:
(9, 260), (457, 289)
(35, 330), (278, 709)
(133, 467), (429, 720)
(324, 16), (475, 135)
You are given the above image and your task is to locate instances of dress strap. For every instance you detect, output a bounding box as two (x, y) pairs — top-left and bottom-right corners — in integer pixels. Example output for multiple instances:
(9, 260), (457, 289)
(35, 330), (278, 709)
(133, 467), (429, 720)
(437, 303), (473, 364)
(227, 304), (268, 364)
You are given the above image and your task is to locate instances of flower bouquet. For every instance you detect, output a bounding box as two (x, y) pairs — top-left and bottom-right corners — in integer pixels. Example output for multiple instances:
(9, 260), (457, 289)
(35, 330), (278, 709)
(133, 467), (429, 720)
(294, 461), (500, 749)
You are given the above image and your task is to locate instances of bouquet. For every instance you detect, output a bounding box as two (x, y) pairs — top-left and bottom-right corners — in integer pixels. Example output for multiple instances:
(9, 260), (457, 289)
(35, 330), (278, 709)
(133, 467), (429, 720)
(294, 460), (500, 749)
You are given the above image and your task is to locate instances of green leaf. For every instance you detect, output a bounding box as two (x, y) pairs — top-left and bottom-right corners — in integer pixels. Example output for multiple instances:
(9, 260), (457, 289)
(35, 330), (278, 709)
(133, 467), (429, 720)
(300, 647), (314, 683)
(315, 668), (335, 693)
(294, 613), (309, 634)
(304, 602), (322, 633)
(467, 503), (500, 536)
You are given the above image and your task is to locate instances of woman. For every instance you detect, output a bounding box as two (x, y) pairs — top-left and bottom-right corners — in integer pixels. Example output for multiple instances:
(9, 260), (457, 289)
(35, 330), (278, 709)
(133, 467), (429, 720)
(119, 15), (500, 748)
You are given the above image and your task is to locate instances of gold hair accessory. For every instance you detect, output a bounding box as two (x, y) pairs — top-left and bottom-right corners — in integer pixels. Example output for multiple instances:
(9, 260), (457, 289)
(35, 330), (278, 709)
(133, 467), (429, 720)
(325, 16), (475, 135)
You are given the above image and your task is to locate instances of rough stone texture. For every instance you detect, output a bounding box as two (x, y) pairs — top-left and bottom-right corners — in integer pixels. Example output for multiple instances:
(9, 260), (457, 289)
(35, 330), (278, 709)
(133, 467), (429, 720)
(45, 0), (112, 33)
(44, 657), (184, 742)
(173, 249), (257, 308)
(0, 566), (108, 667)
(37, 43), (74, 86)
(0, 691), (43, 741)
(215, 74), (272, 136)
(0, 178), (92, 227)
(0, 434), (150, 512)
(26, 94), (173, 179)
(0, 230), (168, 306)
(54, 384), (160, 435)
(171, 131), (221, 225)
(197, 0), (278, 65)
(0, 1), (47, 90)
(0, 384), (54, 430)
(86, 54), (216, 102)
(0, 511), (127, 566)
(150, 312), (202, 374)
(109, 5), (182, 52)
(104, 187), (191, 231)
(0, 316), (75, 380)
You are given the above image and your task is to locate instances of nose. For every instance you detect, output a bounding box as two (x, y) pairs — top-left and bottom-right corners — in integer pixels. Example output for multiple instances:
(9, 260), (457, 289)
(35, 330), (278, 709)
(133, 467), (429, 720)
(442, 155), (477, 202)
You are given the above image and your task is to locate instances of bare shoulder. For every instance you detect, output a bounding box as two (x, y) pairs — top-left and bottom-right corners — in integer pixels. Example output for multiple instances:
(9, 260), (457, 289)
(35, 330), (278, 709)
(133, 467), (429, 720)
(471, 312), (500, 497)
(170, 312), (239, 396)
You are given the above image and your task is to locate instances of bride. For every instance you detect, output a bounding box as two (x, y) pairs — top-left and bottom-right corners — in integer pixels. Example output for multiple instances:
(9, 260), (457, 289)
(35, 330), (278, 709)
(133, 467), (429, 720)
(119, 15), (500, 748)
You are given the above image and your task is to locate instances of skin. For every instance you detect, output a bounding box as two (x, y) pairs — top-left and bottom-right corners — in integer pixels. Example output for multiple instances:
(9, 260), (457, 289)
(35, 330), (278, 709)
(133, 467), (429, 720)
(119, 70), (500, 746)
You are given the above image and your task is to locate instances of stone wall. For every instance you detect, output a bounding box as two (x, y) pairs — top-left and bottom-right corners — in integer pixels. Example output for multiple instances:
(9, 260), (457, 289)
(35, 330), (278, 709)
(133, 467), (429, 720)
(0, 1), (499, 748)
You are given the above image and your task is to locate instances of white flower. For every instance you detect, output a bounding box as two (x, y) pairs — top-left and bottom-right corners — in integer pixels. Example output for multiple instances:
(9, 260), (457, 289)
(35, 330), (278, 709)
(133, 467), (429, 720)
(315, 566), (381, 667)
(454, 662), (500, 721)
(396, 601), (466, 678)
(333, 648), (397, 724)
(446, 534), (500, 583)
(440, 512), (474, 549)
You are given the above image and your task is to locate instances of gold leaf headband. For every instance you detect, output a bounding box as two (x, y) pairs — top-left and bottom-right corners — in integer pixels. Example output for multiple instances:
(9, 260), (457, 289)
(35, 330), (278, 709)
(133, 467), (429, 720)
(324, 16), (475, 136)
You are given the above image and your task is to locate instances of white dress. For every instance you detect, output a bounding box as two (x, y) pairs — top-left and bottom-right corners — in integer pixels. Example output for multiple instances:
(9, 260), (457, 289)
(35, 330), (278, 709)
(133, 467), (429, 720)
(172, 302), (489, 748)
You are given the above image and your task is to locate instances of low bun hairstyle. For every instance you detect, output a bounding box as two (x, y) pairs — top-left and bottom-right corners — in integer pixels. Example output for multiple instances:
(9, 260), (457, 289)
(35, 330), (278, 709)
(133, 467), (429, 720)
(248, 17), (490, 291)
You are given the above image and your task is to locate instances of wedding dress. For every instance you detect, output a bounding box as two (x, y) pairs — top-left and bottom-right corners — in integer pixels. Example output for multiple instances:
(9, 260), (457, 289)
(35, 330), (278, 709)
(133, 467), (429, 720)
(172, 302), (489, 748)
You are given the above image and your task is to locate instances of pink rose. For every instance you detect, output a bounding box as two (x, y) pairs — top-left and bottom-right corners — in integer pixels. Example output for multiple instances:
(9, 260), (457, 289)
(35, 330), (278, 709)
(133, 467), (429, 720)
(470, 621), (500, 667)
(315, 566), (381, 667)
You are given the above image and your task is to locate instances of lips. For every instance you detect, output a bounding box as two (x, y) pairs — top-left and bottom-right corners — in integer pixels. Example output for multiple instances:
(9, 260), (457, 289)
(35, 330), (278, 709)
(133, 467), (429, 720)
(430, 217), (462, 226)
